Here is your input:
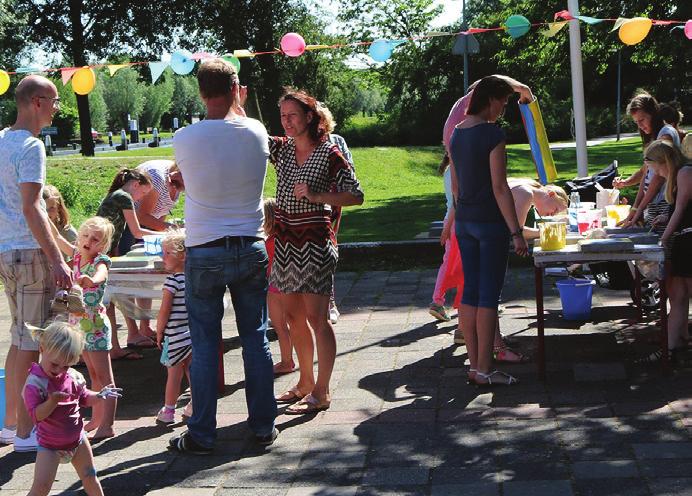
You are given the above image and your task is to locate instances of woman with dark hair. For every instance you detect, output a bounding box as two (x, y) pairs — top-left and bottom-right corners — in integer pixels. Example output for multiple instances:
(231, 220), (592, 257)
(449, 75), (529, 386)
(269, 89), (364, 414)
(614, 92), (680, 229)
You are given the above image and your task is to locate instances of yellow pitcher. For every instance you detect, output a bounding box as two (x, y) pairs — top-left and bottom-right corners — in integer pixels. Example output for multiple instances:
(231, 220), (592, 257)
(539, 222), (567, 251)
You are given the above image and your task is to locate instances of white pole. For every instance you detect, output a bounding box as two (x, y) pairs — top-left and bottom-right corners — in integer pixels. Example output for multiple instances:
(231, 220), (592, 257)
(568, 0), (589, 177)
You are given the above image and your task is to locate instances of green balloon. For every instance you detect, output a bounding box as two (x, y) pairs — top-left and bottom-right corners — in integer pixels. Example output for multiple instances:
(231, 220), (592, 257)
(222, 54), (241, 74)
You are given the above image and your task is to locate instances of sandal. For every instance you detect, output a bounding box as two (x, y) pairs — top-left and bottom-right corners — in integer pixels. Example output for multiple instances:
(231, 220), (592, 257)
(494, 346), (529, 363)
(127, 336), (157, 349)
(471, 370), (518, 386)
(168, 430), (213, 455)
(285, 394), (330, 415)
(275, 387), (305, 404)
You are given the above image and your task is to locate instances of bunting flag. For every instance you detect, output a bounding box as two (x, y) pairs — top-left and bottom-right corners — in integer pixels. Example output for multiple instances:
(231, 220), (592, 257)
(577, 15), (605, 25)
(612, 17), (629, 31)
(233, 50), (255, 58)
(107, 64), (128, 76)
(519, 98), (557, 185)
(541, 21), (569, 37)
(191, 51), (214, 60)
(148, 61), (168, 84)
(60, 67), (79, 85)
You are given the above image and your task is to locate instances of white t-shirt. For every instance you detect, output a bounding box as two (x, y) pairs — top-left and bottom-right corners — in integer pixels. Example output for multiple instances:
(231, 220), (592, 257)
(173, 117), (269, 246)
(0, 129), (46, 252)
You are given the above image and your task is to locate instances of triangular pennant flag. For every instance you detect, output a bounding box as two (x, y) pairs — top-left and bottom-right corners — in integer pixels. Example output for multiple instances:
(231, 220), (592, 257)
(612, 17), (629, 31)
(61, 67), (79, 86)
(576, 15), (605, 25)
(233, 50), (255, 58)
(541, 21), (568, 37)
(191, 51), (214, 60)
(108, 64), (128, 76)
(148, 61), (168, 84)
(305, 44), (331, 51)
(554, 10), (573, 21)
(670, 25), (684, 32)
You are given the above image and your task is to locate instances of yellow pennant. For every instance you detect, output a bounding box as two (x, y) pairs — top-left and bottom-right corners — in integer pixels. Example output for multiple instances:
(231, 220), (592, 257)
(233, 50), (255, 58)
(108, 64), (129, 76)
(541, 21), (568, 37)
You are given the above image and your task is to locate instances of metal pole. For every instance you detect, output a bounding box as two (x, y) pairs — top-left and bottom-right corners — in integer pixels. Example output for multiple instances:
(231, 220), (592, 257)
(567, 0), (589, 177)
(462, 0), (469, 93)
(616, 49), (621, 141)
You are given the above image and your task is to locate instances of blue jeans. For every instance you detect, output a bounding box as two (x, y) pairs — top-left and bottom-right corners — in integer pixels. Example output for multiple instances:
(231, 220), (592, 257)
(185, 237), (276, 447)
(456, 221), (510, 309)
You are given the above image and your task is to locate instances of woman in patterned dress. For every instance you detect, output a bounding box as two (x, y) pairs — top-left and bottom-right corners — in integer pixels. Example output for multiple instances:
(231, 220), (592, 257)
(269, 89), (364, 414)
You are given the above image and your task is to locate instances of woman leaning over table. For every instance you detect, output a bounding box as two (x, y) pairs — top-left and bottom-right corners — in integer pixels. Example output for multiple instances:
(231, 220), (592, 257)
(269, 88), (364, 414)
(449, 75), (529, 386)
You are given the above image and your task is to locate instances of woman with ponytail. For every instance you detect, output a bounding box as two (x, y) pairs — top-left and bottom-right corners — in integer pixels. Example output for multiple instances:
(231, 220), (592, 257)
(96, 168), (163, 359)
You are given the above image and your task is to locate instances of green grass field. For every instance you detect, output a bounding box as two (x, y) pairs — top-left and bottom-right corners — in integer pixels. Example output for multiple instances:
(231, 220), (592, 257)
(47, 138), (645, 242)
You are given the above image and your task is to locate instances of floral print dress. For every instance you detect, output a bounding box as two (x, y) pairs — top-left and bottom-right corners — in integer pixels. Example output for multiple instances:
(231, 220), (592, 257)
(68, 252), (112, 351)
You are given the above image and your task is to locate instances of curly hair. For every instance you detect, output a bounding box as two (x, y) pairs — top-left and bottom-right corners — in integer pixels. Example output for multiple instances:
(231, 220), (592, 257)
(279, 88), (329, 142)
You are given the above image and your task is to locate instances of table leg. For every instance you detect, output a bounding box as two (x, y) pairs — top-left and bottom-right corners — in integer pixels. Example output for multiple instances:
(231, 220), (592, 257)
(535, 266), (546, 381)
(659, 276), (669, 374)
(634, 265), (643, 321)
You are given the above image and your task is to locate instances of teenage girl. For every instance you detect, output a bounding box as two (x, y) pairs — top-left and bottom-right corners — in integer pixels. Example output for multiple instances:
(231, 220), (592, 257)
(23, 322), (121, 496)
(155, 230), (193, 424)
(96, 168), (162, 359)
(52, 216), (119, 440)
(264, 198), (296, 376)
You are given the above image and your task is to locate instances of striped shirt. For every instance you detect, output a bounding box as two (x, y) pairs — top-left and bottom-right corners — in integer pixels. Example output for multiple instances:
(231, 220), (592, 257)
(162, 272), (191, 366)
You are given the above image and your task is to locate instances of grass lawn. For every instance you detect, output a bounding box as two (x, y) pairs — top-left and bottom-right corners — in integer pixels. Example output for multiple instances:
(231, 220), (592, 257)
(47, 138), (645, 242)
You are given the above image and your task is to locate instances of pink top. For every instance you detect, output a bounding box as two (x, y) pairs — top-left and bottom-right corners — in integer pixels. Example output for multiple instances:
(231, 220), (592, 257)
(23, 363), (92, 450)
(442, 91), (474, 155)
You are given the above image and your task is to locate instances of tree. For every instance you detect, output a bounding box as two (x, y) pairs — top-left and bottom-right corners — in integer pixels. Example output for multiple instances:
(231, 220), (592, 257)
(88, 76), (108, 132)
(102, 68), (146, 131)
(141, 76), (174, 130)
(15, 0), (201, 155)
(166, 76), (204, 127)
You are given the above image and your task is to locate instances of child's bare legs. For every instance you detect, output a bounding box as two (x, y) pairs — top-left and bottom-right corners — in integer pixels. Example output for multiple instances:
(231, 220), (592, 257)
(165, 361), (187, 407)
(269, 292), (295, 373)
(82, 352), (99, 432)
(83, 350), (116, 439)
(107, 304), (125, 358)
(668, 276), (692, 349)
(71, 439), (104, 496)
(137, 298), (154, 338)
(28, 450), (60, 496)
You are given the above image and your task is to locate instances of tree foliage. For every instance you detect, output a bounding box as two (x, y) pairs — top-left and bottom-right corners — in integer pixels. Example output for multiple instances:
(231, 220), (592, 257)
(141, 76), (174, 130)
(102, 68), (146, 131)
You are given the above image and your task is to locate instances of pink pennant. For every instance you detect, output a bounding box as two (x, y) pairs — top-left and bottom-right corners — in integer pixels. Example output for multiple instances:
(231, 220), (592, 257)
(61, 67), (79, 86)
(652, 20), (676, 26)
(554, 10), (574, 21)
(191, 51), (214, 61)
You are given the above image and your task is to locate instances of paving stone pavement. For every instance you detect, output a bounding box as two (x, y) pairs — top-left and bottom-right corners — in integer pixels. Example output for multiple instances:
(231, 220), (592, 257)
(1, 267), (691, 495)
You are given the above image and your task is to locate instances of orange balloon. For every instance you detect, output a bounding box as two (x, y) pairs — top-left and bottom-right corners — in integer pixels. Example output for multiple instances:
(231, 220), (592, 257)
(619, 17), (652, 45)
(72, 67), (96, 95)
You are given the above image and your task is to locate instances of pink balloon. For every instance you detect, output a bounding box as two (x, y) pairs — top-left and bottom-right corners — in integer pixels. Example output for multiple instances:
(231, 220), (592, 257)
(281, 33), (306, 57)
(685, 20), (692, 40)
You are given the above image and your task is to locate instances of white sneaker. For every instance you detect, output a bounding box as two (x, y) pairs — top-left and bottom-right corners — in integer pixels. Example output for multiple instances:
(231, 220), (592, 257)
(0, 427), (16, 445)
(13, 428), (37, 452)
(329, 304), (340, 324)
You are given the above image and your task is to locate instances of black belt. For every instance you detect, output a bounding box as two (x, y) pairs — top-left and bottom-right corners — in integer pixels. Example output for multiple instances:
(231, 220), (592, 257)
(193, 236), (262, 248)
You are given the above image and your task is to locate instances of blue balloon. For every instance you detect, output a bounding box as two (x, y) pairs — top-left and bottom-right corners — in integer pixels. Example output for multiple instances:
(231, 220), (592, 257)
(170, 50), (195, 75)
(369, 39), (393, 62)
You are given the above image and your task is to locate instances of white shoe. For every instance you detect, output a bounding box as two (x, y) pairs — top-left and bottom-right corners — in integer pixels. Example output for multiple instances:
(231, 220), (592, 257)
(0, 427), (16, 445)
(13, 428), (37, 452)
(329, 304), (340, 324)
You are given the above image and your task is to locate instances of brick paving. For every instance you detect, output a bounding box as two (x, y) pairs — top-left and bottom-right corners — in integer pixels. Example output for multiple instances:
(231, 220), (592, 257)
(1, 267), (691, 495)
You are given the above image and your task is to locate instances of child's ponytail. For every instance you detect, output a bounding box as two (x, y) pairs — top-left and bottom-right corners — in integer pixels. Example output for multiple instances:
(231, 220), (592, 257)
(107, 168), (152, 195)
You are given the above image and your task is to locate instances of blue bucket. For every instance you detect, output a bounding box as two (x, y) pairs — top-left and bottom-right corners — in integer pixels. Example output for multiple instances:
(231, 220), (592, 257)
(556, 278), (596, 320)
(0, 369), (5, 428)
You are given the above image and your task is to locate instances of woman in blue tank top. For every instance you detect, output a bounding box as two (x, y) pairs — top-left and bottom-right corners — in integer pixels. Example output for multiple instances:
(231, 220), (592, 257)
(449, 75), (529, 386)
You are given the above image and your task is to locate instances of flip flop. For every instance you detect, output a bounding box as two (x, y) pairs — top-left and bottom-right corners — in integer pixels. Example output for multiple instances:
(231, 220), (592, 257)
(275, 387), (305, 404)
(112, 350), (143, 361)
(127, 336), (157, 349)
(284, 394), (330, 415)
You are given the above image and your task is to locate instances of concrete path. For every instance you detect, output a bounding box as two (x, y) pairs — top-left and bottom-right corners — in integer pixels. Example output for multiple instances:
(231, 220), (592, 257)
(1, 268), (691, 495)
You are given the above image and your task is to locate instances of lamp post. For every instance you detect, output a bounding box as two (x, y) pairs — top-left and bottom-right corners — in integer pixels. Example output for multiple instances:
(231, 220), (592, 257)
(567, 0), (589, 177)
(616, 48), (622, 141)
(462, 0), (469, 93)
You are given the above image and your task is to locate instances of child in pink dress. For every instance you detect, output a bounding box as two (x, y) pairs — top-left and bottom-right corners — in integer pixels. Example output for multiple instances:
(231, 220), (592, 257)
(23, 322), (121, 496)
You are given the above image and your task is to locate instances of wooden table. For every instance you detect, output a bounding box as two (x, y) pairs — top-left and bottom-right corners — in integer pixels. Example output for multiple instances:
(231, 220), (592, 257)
(109, 260), (225, 394)
(532, 244), (667, 380)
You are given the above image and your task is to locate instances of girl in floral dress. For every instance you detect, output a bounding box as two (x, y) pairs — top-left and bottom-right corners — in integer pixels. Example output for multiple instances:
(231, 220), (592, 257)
(52, 216), (119, 440)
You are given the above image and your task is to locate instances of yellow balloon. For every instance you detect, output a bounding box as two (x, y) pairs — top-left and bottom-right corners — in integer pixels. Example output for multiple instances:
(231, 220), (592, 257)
(72, 67), (96, 95)
(0, 70), (10, 95)
(618, 17), (652, 45)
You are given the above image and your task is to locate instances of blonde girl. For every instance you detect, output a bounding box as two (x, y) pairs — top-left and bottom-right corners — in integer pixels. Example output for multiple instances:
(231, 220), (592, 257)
(508, 179), (569, 239)
(155, 230), (193, 424)
(52, 216), (118, 440)
(96, 168), (163, 359)
(640, 140), (691, 361)
(263, 198), (295, 376)
(23, 322), (121, 496)
(43, 184), (77, 247)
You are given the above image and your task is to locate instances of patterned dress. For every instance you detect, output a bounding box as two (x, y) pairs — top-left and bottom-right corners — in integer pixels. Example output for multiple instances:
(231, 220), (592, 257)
(268, 137), (363, 295)
(68, 252), (112, 351)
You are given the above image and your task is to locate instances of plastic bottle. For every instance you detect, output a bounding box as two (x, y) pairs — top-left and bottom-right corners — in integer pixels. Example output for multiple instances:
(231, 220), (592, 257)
(568, 192), (580, 232)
